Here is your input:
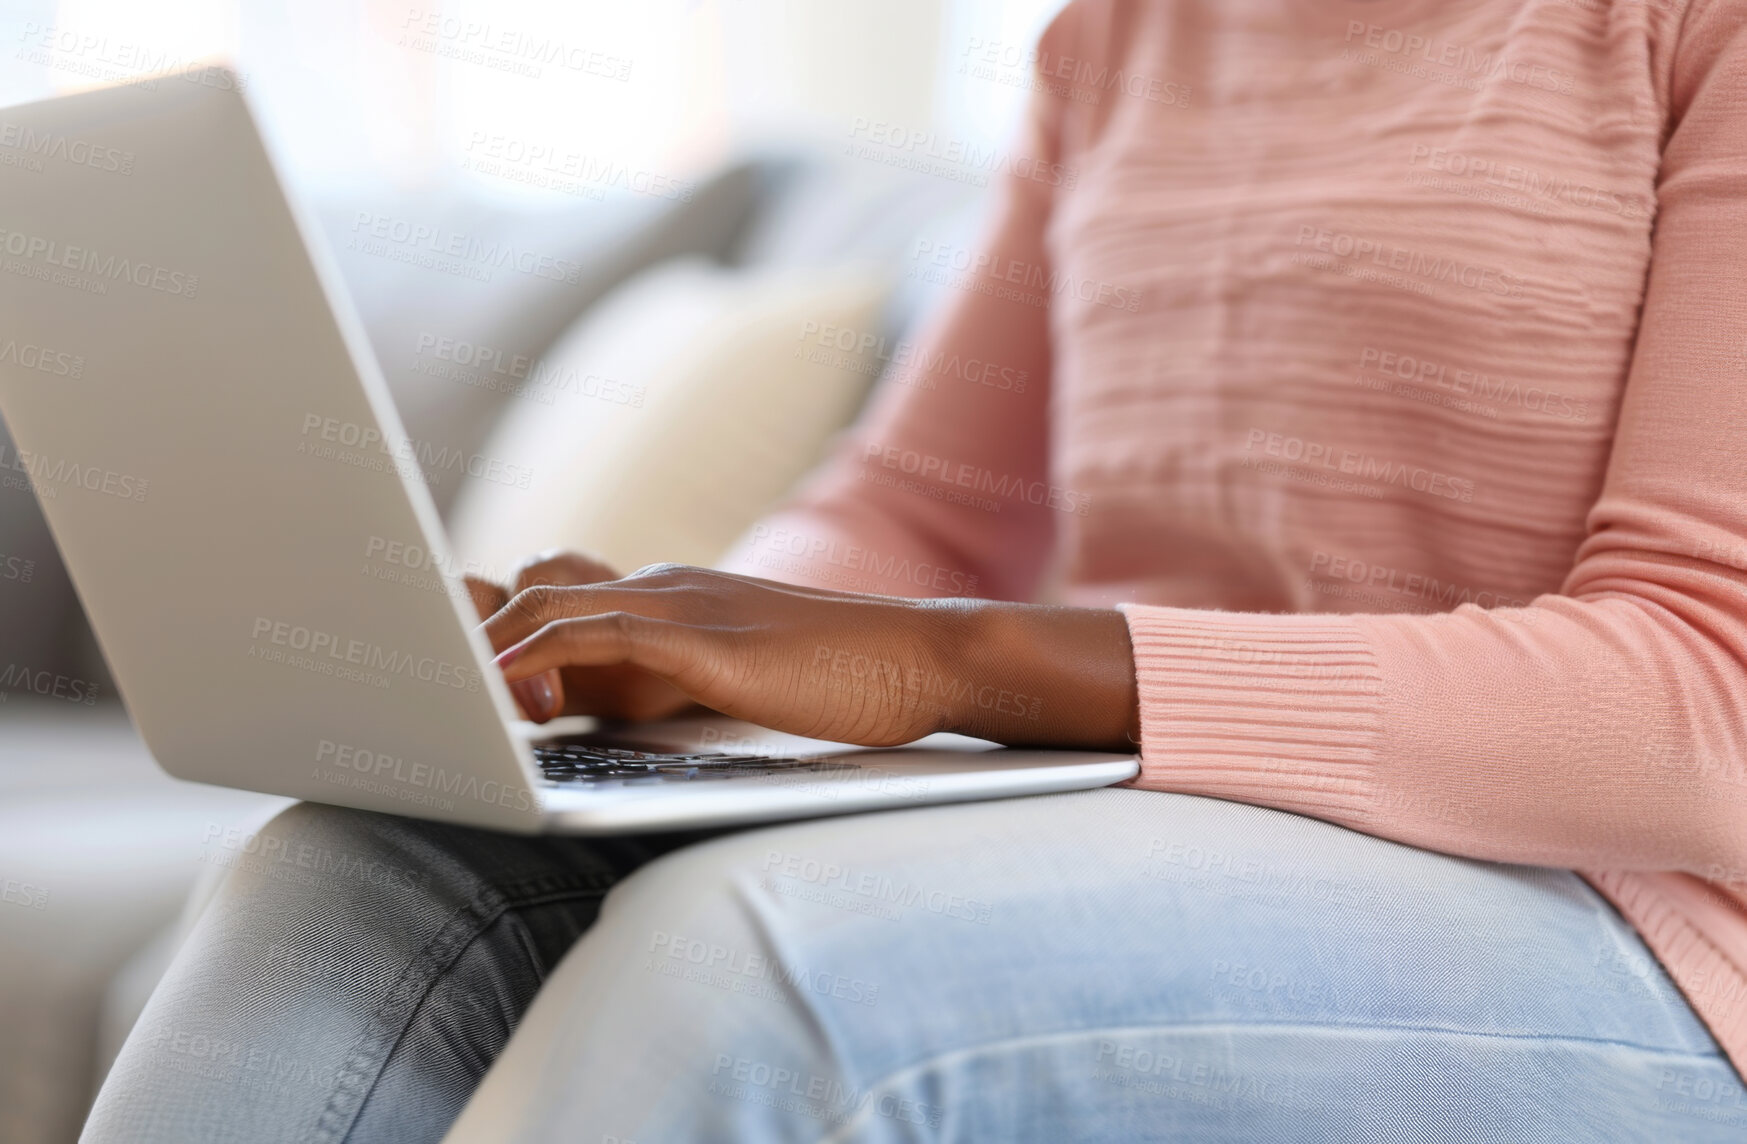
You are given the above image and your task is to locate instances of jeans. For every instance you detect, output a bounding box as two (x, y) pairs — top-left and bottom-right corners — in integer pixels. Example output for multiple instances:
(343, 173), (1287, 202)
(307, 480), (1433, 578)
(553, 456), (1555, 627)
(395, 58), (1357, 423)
(84, 790), (1747, 1143)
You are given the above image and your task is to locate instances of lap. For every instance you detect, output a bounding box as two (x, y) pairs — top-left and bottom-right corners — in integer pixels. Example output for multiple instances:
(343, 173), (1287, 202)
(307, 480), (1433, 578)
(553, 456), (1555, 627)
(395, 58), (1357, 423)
(448, 790), (1745, 1143)
(83, 802), (687, 1144)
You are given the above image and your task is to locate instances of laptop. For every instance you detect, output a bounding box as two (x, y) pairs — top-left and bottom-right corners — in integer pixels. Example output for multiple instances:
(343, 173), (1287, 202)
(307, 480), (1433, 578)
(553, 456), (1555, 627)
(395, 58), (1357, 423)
(0, 68), (1139, 834)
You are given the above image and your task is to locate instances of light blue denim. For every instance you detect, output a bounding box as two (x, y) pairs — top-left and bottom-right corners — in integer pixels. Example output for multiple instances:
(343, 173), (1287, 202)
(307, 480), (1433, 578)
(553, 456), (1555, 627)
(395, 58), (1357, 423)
(449, 790), (1747, 1142)
(89, 790), (1747, 1142)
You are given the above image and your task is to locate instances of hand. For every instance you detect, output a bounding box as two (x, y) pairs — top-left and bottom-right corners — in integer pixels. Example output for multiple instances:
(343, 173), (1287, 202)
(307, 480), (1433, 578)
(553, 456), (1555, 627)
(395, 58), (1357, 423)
(481, 561), (1140, 750)
(465, 550), (693, 723)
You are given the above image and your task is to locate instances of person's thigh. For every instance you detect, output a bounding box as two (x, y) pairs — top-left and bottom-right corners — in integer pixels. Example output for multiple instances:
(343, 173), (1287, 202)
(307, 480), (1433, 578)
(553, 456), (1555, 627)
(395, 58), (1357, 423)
(445, 790), (1747, 1143)
(81, 801), (692, 1144)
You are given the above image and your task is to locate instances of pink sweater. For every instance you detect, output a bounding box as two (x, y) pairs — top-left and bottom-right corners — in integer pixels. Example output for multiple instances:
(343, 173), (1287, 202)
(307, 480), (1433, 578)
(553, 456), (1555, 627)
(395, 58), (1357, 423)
(729, 0), (1747, 1074)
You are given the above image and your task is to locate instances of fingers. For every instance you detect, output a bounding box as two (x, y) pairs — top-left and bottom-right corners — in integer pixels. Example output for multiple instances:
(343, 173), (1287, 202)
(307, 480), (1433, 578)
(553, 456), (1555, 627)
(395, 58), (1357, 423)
(463, 575), (508, 623)
(511, 549), (620, 594)
(482, 565), (724, 723)
(465, 549), (619, 626)
(484, 584), (577, 656)
(495, 612), (690, 686)
(507, 673), (558, 723)
(491, 550), (619, 721)
(462, 576), (550, 715)
(464, 576), (559, 718)
(482, 565), (702, 655)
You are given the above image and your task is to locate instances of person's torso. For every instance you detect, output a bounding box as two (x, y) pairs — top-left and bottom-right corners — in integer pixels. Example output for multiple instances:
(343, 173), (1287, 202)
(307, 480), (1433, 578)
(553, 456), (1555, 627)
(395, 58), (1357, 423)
(1045, 0), (1677, 613)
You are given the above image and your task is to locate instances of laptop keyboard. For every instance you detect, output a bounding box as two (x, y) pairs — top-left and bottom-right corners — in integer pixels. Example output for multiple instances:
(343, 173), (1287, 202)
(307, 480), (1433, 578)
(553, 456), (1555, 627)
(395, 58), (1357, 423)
(531, 742), (857, 786)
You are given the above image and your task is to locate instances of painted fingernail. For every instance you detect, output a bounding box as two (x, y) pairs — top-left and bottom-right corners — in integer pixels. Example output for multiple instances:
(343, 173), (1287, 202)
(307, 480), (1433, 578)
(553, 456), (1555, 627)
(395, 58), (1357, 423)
(495, 644), (522, 667)
(511, 676), (553, 720)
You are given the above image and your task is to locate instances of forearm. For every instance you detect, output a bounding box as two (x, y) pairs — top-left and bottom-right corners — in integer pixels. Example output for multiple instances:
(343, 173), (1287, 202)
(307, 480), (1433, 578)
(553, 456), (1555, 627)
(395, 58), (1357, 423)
(929, 599), (1140, 753)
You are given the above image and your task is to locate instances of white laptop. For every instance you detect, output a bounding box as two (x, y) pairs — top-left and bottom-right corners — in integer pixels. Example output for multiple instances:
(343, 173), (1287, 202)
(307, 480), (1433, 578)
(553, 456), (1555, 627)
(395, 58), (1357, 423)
(0, 68), (1138, 834)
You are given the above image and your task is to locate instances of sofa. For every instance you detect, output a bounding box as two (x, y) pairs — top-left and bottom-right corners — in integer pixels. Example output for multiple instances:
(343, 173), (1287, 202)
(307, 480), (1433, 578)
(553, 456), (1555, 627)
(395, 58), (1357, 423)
(0, 147), (981, 1144)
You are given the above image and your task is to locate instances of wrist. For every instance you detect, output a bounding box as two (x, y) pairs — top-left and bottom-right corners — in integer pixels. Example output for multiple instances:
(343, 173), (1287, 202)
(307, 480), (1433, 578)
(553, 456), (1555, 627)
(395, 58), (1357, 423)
(927, 599), (1139, 752)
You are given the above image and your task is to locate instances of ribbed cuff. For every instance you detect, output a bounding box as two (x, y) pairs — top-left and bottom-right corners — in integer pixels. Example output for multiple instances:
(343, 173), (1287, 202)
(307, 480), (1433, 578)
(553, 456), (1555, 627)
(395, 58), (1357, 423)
(1118, 604), (1384, 820)
(1588, 870), (1747, 1080)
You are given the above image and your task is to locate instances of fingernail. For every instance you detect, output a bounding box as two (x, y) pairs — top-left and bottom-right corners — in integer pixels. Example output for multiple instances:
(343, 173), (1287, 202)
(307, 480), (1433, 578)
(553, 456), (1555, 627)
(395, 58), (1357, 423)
(511, 676), (553, 720)
(495, 644), (522, 666)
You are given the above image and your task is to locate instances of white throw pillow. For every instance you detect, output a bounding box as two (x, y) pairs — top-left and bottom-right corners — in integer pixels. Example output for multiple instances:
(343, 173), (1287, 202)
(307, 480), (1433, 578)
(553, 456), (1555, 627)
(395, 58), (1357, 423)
(446, 258), (889, 578)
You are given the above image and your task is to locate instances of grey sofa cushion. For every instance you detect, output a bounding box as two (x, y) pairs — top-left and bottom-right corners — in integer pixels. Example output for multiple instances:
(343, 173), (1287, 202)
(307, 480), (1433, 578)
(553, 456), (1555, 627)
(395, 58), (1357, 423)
(726, 152), (986, 342)
(0, 419), (81, 681)
(0, 699), (278, 1144)
(310, 161), (765, 519)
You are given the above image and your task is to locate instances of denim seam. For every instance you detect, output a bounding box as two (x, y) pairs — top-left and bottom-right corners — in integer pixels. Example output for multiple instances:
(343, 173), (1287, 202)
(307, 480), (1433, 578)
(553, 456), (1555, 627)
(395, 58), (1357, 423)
(309, 873), (616, 1144)
(811, 1019), (1738, 1144)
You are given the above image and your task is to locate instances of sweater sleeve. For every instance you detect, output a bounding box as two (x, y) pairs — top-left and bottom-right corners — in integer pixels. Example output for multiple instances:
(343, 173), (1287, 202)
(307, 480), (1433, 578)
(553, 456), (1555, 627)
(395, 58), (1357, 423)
(1121, 0), (1747, 881)
(718, 19), (1075, 603)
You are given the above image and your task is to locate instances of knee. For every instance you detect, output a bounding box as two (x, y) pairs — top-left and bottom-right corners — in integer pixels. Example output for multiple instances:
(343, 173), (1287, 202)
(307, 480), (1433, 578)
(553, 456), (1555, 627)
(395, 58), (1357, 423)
(606, 826), (842, 939)
(600, 827), (897, 1022)
(600, 834), (803, 990)
(202, 799), (372, 861)
(604, 833), (773, 956)
(494, 827), (954, 1139)
(198, 802), (418, 892)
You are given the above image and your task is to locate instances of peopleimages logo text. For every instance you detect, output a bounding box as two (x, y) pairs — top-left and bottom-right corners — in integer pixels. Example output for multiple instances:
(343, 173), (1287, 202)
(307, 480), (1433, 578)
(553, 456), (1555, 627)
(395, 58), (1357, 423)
(315, 739), (532, 813)
(350, 212), (582, 284)
(0, 121), (133, 174)
(299, 414), (534, 490)
(1294, 225), (1521, 299)
(1342, 20), (1576, 94)
(249, 617), (483, 691)
(1243, 429), (1475, 503)
(0, 227), (197, 297)
(0, 336), (84, 378)
(0, 443), (148, 502)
